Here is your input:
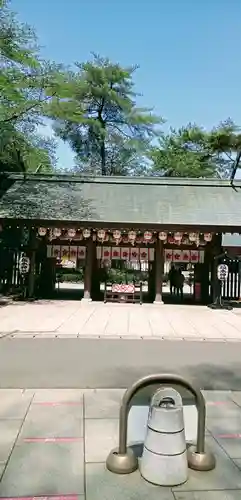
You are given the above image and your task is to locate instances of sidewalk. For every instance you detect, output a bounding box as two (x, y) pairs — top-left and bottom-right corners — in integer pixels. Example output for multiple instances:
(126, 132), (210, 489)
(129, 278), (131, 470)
(2, 300), (241, 341)
(0, 388), (241, 498)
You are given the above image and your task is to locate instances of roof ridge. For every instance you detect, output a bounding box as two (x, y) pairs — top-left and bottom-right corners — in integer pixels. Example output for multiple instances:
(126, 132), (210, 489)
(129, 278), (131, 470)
(7, 173), (240, 187)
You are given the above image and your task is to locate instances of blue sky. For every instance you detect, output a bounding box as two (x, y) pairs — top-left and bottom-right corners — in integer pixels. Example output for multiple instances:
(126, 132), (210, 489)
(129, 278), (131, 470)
(12, 0), (241, 170)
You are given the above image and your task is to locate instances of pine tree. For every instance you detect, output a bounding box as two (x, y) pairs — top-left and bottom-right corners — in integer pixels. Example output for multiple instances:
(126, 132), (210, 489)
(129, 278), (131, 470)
(48, 54), (162, 175)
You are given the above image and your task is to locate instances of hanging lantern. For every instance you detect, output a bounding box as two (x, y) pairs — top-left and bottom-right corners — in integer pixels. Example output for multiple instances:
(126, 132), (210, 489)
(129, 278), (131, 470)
(158, 231), (167, 241)
(67, 228), (76, 239)
(53, 228), (61, 238)
(189, 232), (198, 242)
(38, 227), (47, 237)
(174, 232), (183, 242)
(83, 228), (91, 239)
(128, 230), (137, 246)
(113, 229), (122, 245)
(204, 232), (212, 242)
(144, 231), (153, 242)
(97, 229), (106, 242)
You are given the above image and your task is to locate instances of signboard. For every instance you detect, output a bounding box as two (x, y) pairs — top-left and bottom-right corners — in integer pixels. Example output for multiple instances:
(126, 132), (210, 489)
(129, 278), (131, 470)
(217, 263), (229, 281)
(19, 256), (30, 275)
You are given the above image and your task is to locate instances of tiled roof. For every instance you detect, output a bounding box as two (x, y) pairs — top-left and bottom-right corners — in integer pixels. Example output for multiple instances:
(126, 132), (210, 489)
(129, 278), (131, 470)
(0, 174), (241, 228)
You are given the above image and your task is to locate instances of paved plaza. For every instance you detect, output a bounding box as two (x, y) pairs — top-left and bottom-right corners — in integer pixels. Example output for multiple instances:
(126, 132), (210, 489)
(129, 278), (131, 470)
(0, 388), (240, 498)
(1, 298), (241, 498)
(1, 299), (241, 340)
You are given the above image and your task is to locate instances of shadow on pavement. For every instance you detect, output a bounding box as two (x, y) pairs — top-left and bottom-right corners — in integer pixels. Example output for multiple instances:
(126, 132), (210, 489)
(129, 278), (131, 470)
(114, 363), (241, 392)
(0, 338), (240, 390)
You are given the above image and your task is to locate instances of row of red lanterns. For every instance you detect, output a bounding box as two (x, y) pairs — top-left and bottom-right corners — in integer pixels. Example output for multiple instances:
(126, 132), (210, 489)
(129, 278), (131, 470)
(158, 231), (212, 243)
(38, 227), (213, 244)
(38, 227), (91, 239)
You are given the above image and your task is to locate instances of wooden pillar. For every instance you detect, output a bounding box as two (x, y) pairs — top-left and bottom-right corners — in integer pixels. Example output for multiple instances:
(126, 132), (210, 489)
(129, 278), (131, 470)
(154, 238), (164, 304)
(28, 230), (38, 298)
(210, 234), (222, 303)
(91, 241), (101, 300)
(82, 238), (93, 301)
(148, 262), (155, 302)
(202, 244), (212, 304)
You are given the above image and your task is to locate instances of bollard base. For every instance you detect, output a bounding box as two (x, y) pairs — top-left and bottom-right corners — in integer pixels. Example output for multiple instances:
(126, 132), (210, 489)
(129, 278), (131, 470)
(187, 445), (216, 471)
(106, 447), (138, 474)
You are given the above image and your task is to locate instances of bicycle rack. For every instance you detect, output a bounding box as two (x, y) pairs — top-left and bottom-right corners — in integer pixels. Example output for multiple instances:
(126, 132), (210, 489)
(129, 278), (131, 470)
(106, 373), (216, 474)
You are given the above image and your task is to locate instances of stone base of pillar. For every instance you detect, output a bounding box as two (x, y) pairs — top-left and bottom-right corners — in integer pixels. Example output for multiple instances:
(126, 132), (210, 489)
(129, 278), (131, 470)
(153, 300), (164, 305)
(81, 297), (92, 304)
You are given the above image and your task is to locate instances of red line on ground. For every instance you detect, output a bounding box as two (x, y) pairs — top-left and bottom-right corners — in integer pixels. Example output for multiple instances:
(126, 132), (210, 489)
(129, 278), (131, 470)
(33, 402), (82, 406)
(216, 434), (241, 439)
(207, 401), (228, 406)
(23, 437), (82, 443)
(0, 496), (78, 500)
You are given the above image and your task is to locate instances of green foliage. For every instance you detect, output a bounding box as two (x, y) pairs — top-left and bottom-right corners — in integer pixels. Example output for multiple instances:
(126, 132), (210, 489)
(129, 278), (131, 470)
(150, 127), (216, 178)
(1, 2), (240, 181)
(56, 270), (84, 283)
(47, 53), (162, 175)
(73, 134), (150, 176)
(150, 120), (241, 178)
(0, 0), (58, 174)
(0, 121), (57, 173)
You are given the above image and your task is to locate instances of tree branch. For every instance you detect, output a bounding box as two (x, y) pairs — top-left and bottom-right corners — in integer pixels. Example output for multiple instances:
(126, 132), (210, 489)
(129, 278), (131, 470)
(0, 91), (56, 124)
(230, 150), (241, 184)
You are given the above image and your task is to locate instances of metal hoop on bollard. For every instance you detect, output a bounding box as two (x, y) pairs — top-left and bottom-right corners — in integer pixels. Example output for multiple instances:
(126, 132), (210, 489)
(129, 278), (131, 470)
(106, 373), (216, 474)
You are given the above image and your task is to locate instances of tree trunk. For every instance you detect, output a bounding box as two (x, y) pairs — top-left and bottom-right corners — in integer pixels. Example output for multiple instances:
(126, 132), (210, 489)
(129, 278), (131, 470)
(230, 150), (241, 183)
(100, 140), (106, 175)
(97, 102), (106, 176)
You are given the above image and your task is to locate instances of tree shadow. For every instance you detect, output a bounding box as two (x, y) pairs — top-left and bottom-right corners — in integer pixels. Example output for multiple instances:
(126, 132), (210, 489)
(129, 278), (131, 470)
(112, 362), (241, 392)
(0, 179), (98, 221)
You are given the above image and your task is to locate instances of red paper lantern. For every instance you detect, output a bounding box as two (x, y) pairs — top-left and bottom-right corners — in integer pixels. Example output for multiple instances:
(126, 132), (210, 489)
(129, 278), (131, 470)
(83, 229), (91, 238)
(189, 232), (198, 242)
(97, 229), (106, 241)
(53, 228), (61, 238)
(144, 231), (153, 242)
(113, 229), (121, 239)
(38, 227), (47, 237)
(112, 230), (121, 244)
(174, 232), (183, 241)
(68, 228), (76, 239)
(204, 233), (212, 242)
(158, 232), (167, 241)
(128, 231), (136, 245)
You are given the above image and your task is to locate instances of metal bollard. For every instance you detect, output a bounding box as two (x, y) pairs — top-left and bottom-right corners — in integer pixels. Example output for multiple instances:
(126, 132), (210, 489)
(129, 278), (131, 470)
(140, 388), (188, 486)
(106, 373), (216, 475)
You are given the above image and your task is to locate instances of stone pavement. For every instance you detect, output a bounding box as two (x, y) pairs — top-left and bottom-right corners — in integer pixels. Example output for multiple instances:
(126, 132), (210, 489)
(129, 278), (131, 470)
(1, 300), (241, 341)
(0, 388), (241, 498)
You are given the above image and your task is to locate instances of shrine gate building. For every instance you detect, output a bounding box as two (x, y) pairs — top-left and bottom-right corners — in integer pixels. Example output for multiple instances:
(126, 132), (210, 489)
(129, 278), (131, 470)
(0, 173), (241, 304)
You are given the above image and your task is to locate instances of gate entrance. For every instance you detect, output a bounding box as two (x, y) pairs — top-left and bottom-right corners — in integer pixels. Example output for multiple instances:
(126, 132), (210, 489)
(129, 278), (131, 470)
(163, 247), (208, 304)
(39, 244), (86, 299)
(96, 245), (154, 302)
